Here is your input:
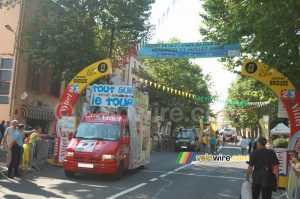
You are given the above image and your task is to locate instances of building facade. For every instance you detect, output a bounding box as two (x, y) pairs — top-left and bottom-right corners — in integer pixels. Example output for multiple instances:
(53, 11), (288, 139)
(0, 0), (65, 134)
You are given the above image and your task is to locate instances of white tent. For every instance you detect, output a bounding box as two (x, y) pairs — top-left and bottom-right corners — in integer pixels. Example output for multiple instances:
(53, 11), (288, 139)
(270, 123), (290, 135)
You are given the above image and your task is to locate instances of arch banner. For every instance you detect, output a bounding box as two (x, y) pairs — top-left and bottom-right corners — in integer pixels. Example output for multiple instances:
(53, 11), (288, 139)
(242, 59), (300, 150)
(54, 59), (111, 163)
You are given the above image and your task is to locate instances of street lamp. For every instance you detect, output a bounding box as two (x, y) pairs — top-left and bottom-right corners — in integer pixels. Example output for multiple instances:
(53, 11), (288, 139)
(5, 24), (16, 34)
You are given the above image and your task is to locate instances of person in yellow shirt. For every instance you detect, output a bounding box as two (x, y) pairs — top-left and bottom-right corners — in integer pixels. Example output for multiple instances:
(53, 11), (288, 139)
(28, 127), (54, 144)
(206, 136), (210, 151)
(201, 135), (207, 152)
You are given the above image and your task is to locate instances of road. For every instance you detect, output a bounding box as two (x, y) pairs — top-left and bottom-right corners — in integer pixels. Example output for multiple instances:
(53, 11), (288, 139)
(0, 144), (285, 199)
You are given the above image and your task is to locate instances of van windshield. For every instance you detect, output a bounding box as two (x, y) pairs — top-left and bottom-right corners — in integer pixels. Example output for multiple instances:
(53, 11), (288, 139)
(178, 130), (196, 138)
(74, 122), (122, 141)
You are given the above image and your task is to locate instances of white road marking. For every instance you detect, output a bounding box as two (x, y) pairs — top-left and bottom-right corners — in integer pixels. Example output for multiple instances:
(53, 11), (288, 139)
(159, 174), (167, 178)
(106, 183), (147, 199)
(217, 144), (223, 152)
(149, 178), (158, 182)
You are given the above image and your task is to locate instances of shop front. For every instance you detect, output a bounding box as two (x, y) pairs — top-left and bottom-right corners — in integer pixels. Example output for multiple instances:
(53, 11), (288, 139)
(21, 105), (55, 135)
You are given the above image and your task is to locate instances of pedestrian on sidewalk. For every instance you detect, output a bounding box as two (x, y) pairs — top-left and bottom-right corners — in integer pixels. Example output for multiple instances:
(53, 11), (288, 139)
(7, 124), (26, 178)
(253, 138), (258, 150)
(244, 137), (279, 199)
(240, 136), (248, 155)
(0, 120), (5, 147)
(248, 138), (252, 154)
(210, 135), (216, 154)
(3, 120), (19, 166)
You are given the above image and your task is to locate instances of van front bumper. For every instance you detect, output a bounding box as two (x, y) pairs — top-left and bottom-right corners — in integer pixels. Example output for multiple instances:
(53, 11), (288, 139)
(63, 160), (119, 174)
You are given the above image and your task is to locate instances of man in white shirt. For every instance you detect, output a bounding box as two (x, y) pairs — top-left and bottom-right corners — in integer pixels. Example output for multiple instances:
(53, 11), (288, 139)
(3, 120), (32, 166)
(3, 120), (19, 166)
(240, 136), (248, 155)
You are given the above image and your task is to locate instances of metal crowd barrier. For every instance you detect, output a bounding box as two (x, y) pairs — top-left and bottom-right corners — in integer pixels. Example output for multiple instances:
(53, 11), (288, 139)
(21, 140), (55, 173)
(0, 149), (8, 179)
(150, 137), (174, 153)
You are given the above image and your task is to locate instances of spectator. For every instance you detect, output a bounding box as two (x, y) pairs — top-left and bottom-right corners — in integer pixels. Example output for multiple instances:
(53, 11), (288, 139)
(3, 120), (19, 166)
(266, 138), (273, 149)
(210, 136), (216, 154)
(28, 127), (54, 144)
(253, 138), (258, 151)
(292, 152), (300, 173)
(4, 121), (10, 133)
(245, 137), (279, 199)
(201, 135), (207, 152)
(240, 136), (248, 155)
(3, 120), (32, 167)
(7, 124), (26, 178)
(234, 136), (239, 145)
(248, 138), (252, 154)
(0, 120), (5, 146)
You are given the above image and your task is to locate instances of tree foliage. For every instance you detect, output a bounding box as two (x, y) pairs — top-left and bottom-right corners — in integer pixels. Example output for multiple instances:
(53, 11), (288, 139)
(19, 0), (154, 83)
(224, 76), (288, 134)
(200, 0), (300, 90)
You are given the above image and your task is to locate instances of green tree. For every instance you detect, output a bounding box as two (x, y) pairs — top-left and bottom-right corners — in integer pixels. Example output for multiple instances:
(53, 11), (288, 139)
(19, 0), (154, 83)
(200, 0), (300, 90)
(224, 76), (288, 138)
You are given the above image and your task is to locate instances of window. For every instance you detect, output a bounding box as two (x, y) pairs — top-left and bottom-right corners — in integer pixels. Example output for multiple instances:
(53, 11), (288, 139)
(27, 62), (40, 92)
(123, 126), (130, 140)
(50, 78), (61, 98)
(0, 82), (10, 95)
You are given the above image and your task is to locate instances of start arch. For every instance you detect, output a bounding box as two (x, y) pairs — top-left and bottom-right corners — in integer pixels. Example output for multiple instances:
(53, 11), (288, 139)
(54, 59), (111, 163)
(242, 59), (300, 151)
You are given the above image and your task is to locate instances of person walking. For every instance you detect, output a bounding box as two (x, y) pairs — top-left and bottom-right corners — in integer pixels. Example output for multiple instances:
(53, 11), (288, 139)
(7, 124), (26, 178)
(244, 137), (279, 199)
(0, 120), (5, 147)
(253, 138), (258, 150)
(248, 138), (252, 154)
(210, 135), (216, 154)
(240, 136), (248, 155)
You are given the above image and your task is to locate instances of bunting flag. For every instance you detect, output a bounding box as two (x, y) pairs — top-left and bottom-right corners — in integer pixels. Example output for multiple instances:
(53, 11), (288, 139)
(113, 68), (269, 106)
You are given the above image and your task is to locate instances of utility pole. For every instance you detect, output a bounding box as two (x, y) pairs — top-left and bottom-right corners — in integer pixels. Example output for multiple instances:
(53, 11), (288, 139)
(107, 28), (115, 84)
(269, 101), (272, 138)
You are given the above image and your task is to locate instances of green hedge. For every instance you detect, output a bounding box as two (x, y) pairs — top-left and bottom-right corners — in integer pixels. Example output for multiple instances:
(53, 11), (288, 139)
(273, 138), (289, 148)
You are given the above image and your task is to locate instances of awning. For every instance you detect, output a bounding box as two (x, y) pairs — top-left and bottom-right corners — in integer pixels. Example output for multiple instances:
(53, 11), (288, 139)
(22, 105), (55, 121)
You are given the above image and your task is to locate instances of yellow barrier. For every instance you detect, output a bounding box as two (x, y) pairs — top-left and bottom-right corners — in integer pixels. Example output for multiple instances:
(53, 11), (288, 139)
(286, 161), (299, 199)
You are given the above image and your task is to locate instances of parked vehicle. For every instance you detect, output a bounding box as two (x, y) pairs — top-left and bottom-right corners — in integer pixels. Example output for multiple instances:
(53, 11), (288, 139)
(223, 129), (233, 142)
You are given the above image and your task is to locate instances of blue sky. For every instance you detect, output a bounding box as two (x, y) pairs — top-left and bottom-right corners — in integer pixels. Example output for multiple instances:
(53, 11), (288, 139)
(149, 0), (237, 113)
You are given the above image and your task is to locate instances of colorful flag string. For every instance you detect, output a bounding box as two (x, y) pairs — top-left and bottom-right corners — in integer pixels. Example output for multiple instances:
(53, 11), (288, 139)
(112, 67), (269, 106)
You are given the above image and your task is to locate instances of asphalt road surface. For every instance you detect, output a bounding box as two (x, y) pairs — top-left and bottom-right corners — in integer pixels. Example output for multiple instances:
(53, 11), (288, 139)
(0, 144), (285, 199)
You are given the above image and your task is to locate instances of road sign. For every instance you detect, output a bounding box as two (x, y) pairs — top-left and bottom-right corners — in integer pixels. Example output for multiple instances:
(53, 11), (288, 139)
(14, 108), (19, 116)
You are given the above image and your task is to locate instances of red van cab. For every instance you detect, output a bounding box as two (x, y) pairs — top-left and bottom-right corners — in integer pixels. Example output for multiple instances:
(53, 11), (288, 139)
(63, 113), (131, 179)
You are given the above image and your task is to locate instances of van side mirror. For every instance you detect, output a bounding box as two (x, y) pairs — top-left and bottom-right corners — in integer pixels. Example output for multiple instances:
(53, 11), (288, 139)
(124, 136), (130, 144)
(195, 136), (199, 141)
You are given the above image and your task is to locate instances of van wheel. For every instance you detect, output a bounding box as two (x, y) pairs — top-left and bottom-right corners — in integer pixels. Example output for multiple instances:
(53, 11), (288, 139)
(64, 170), (75, 178)
(113, 163), (124, 180)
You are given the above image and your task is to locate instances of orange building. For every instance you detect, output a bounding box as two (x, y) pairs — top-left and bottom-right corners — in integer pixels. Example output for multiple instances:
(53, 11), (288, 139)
(0, 0), (65, 133)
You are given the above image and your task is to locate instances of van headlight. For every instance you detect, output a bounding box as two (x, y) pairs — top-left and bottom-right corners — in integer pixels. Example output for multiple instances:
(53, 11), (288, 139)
(102, 154), (116, 160)
(190, 141), (195, 145)
(65, 151), (74, 157)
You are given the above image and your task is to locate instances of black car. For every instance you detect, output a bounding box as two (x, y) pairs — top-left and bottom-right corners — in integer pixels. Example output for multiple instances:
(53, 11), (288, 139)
(174, 129), (200, 152)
